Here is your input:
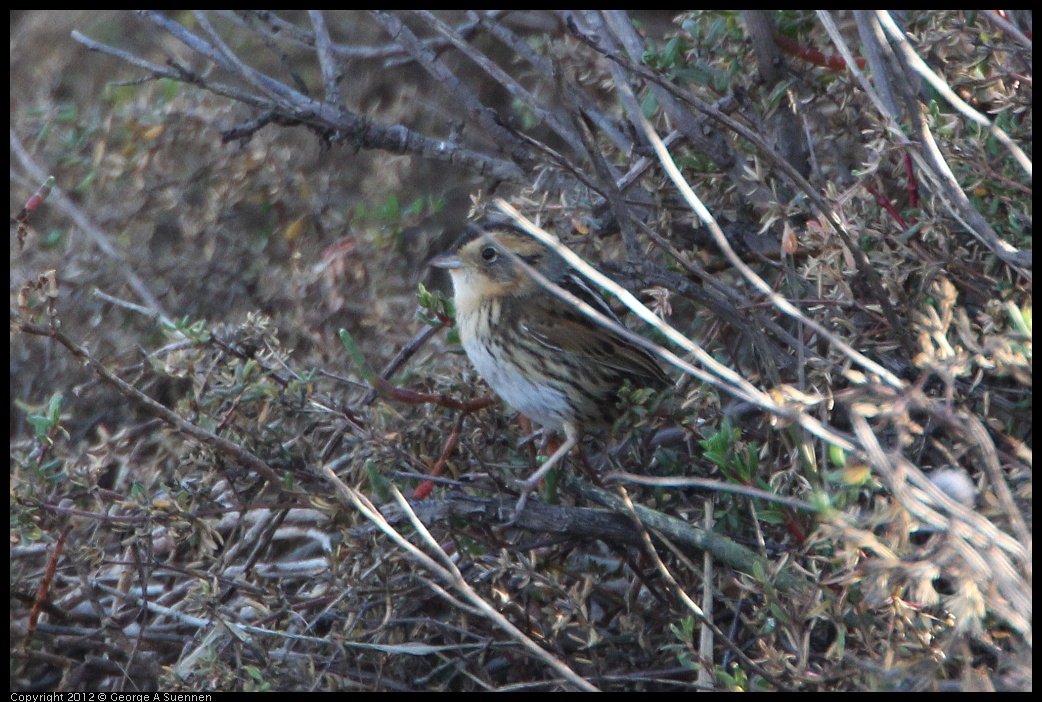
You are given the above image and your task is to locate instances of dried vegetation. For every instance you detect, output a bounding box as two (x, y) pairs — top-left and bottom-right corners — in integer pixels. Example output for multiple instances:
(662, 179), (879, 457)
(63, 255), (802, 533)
(11, 10), (1031, 691)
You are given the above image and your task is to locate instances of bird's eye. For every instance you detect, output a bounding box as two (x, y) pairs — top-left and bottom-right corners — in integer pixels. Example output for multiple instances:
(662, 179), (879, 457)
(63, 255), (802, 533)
(481, 246), (498, 262)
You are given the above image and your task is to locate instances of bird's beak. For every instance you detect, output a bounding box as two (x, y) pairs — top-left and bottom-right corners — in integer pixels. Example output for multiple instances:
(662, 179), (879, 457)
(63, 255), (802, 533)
(430, 252), (462, 269)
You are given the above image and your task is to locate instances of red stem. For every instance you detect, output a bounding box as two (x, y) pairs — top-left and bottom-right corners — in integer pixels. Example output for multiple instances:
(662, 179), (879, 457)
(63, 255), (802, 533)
(772, 31), (866, 71)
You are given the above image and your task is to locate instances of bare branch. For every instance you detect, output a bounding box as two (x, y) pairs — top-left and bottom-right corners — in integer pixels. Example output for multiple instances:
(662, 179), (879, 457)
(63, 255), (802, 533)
(473, 11), (633, 155)
(308, 10), (344, 110)
(72, 14), (527, 180)
(876, 11), (1031, 178)
(370, 10), (534, 170)
(565, 16), (919, 354)
(409, 10), (586, 158)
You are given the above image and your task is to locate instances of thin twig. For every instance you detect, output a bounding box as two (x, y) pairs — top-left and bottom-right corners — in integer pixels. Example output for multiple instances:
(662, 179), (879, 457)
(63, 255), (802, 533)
(362, 323), (444, 405)
(980, 10), (1033, 51)
(321, 468), (600, 691)
(473, 11), (632, 155)
(600, 100), (909, 388)
(410, 10), (586, 157)
(11, 128), (171, 325)
(614, 487), (789, 690)
(72, 18), (527, 181)
(565, 19), (919, 353)
(309, 11), (344, 110)
(876, 11), (1030, 178)
(16, 320), (285, 486)
(370, 11), (534, 171)
(603, 472), (818, 512)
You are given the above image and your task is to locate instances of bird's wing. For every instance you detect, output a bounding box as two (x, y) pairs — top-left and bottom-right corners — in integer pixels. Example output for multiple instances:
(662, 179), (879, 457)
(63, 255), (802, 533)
(522, 273), (668, 390)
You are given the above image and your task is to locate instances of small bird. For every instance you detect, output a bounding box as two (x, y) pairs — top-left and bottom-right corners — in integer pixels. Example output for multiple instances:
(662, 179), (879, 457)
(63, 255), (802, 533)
(431, 219), (669, 513)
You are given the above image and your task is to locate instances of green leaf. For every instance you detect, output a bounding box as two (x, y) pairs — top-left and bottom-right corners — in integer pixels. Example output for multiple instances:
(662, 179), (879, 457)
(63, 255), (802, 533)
(338, 328), (377, 383)
(367, 459), (392, 502)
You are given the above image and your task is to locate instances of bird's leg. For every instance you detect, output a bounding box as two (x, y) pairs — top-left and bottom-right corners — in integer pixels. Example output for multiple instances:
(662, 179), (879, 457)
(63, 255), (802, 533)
(513, 424), (579, 515)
